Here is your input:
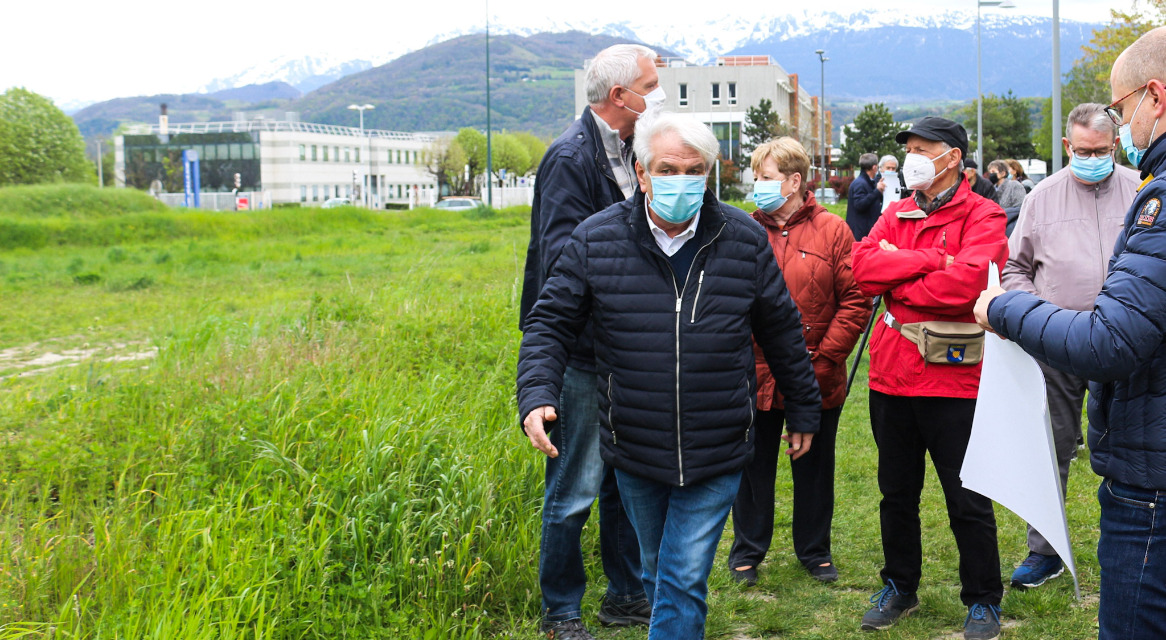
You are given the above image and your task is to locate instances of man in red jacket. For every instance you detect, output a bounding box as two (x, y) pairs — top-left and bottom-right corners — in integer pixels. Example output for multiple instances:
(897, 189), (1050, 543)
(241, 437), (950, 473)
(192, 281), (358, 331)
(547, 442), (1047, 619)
(850, 117), (1008, 640)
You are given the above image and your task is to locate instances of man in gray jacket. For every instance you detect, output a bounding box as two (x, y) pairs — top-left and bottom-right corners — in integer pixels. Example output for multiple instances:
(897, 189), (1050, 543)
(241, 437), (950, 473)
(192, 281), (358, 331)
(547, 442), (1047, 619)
(1001, 102), (1140, 590)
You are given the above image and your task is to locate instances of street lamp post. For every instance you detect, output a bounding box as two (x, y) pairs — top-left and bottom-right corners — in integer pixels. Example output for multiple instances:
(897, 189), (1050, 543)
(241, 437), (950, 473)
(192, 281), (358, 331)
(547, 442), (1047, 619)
(1052, 0), (1062, 173)
(348, 103), (375, 207)
(816, 49), (829, 188)
(976, 0), (1015, 167)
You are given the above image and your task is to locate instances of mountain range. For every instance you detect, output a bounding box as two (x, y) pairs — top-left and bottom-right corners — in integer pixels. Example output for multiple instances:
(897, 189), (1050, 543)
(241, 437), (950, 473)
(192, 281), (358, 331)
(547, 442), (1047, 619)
(70, 11), (1105, 139)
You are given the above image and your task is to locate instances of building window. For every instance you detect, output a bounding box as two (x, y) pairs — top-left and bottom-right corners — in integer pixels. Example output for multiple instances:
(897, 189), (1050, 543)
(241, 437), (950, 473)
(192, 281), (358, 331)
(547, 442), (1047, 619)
(322, 146), (329, 161)
(728, 82), (737, 106)
(312, 185), (319, 201)
(396, 150), (402, 164)
(301, 185), (307, 202)
(299, 145), (306, 161)
(679, 83), (688, 107)
(311, 145), (318, 161)
(387, 150), (394, 164)
(334, 146), (339, 162)
(711, 83), (721, 106)
(355, 147), (360, 163)
(345, 147), (351, 162)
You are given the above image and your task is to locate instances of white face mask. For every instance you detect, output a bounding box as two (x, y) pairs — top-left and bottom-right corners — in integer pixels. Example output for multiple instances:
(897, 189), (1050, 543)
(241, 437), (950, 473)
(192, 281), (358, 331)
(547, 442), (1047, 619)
(902, 148), (954, 191)
(624, 86), (666, 116)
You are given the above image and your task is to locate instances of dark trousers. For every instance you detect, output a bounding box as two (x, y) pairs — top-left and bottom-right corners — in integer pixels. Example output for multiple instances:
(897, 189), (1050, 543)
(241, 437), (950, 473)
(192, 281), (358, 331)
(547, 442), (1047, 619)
(729, 406), (842, 570)
(870, 390), (1003, 606)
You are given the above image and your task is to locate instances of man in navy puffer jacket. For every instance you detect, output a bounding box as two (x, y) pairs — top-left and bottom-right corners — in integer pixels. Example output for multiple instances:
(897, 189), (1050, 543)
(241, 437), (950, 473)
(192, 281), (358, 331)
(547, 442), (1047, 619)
(518, 113), (820, 639)
(974, 27), (1166, 640)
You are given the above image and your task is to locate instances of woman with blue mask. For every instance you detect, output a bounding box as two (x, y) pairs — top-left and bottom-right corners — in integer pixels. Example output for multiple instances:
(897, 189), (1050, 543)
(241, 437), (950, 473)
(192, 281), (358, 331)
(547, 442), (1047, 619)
(729, 137), (872, 587)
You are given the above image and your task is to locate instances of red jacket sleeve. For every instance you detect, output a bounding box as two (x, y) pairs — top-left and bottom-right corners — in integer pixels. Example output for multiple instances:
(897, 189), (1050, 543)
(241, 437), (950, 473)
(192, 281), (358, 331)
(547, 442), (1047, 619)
(818, 222), (872, 364)
(852, 212), (946, 297)
(890, 205), (1008, 315)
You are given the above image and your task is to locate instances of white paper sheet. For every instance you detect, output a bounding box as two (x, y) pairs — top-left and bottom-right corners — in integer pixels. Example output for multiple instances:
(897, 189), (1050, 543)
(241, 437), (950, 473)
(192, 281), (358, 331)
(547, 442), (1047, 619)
(881, 171), (903, 211)
(961, 263), (1079, 596)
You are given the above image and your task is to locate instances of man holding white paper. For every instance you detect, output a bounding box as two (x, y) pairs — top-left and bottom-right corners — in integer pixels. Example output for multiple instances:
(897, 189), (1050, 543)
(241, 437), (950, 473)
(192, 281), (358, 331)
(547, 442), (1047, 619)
(975, 26), (1166, 640)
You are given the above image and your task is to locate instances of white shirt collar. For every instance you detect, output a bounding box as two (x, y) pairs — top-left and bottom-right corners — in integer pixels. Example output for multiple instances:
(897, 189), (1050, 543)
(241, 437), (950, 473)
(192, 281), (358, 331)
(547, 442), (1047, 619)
(645, 200), (701, 257)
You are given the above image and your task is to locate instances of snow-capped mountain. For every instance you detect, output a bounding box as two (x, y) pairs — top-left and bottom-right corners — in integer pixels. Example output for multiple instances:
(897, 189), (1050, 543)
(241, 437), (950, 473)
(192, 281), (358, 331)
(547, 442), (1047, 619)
(196, 9), (1098, 99)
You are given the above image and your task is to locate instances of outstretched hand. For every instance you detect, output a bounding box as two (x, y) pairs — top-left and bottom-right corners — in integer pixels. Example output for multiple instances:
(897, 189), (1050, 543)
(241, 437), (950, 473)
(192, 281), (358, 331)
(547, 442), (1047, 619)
(974, 286), (1007, 333)
(523, 406), (559, 457)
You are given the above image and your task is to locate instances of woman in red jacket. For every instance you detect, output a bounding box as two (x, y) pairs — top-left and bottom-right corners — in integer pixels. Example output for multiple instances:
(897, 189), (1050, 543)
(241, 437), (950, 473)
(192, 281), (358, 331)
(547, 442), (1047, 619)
(729, 137), (872, 585)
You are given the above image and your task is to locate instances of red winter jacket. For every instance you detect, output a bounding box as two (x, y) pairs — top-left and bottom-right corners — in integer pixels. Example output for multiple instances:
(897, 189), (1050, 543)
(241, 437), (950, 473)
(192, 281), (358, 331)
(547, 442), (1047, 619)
(752, 191), (872, 409)
(851, 178), (1008, 399)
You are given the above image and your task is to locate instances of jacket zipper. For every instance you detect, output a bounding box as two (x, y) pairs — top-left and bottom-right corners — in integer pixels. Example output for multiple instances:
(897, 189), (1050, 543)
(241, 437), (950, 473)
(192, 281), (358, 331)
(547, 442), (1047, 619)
(668, 222), (727, 487)
(744, 378), (755, 442)
(1094, 184), (1108, 283)
(690, 270), (705, 323)
(607, 373), (616, 444)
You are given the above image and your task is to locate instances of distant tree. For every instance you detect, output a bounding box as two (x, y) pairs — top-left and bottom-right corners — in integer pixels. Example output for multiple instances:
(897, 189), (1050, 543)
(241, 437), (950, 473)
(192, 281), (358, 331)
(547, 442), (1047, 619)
(511, 131), (547, 175)
(492, 133), (532, 179)
(0, 88), (93, 186)
(957, 91), (1035, 161)
(1034, 4), (1163, 166)
(742, 98), (790, 158)
(838, 103), (906, 169)
(420, 136), (470, 196)
(455, 128), (487, 192)
(707, 157), (744, 201)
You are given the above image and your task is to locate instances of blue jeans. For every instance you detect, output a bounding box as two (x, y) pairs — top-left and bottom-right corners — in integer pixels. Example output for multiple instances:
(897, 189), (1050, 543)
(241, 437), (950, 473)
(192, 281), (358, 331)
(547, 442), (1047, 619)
(1097, 478), (1166, 640)
(540, 366), (644, 622)
(616, 468), (742, 640)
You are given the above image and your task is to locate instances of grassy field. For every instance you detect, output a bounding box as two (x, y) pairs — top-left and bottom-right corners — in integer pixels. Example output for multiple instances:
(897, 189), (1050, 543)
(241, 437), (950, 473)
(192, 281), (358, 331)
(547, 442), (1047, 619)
(0, 186), (1100, 638)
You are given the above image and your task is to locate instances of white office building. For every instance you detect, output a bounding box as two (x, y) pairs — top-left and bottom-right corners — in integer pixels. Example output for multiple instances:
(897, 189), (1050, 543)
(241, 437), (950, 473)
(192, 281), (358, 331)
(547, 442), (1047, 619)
(115, 118), (440, 209)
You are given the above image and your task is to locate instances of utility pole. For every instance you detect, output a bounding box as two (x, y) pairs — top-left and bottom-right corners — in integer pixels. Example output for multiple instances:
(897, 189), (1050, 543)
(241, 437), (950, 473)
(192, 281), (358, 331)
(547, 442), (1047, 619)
(816, 49), (829, 187)
(1052, 0), (1063, 173)
(347, 103), (375, 207)
(485, 0), (494, 208)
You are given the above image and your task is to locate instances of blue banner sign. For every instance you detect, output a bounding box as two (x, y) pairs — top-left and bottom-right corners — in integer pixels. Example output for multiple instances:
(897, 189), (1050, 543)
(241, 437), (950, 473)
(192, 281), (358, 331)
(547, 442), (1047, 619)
(182, 149), (201, 208)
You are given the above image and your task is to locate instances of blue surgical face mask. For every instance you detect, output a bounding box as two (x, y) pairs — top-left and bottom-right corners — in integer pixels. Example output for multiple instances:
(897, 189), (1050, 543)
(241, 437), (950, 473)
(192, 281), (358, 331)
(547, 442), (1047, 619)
(1119, 88), (1158, 169)
(648, 174), (706, 224)
(1070, 153), (1115, 183)
(751, 180), (787, 213)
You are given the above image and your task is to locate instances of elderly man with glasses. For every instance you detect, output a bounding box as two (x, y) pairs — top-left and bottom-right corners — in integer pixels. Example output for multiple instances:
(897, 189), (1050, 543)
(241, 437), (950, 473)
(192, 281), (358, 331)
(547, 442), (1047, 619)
(1000, 103), (1140, 592)
(976, 26), (1166, 639)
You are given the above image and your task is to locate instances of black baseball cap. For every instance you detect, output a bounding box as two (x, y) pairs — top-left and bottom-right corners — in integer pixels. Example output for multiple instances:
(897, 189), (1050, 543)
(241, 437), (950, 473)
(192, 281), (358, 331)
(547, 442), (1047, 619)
(964, 158), (978, 169)
(896, 117), (969, 157)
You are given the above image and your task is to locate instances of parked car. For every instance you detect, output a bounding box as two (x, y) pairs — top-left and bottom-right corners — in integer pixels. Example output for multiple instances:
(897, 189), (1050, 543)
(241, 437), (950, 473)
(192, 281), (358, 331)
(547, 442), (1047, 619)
(433, 197), (482, 211)
(815, 187), (838, 205)
(322, 197), (352, 209)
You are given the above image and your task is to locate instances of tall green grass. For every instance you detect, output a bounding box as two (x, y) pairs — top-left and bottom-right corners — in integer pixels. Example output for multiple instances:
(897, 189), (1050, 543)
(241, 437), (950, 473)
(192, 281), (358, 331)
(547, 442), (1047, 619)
(0, 186), (1100, 638)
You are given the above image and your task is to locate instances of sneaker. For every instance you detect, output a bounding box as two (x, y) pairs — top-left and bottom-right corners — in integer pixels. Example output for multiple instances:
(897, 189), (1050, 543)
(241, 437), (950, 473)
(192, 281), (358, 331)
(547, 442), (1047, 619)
(963, 603), (1002, 640)
(540, 619), (595, 640)
(860, 580), (919, 631)
(731, 566), (758, 587)
(596, 595), (651, 627)
(809, 562), (839, 583)
(1010, 551), (1064, 589)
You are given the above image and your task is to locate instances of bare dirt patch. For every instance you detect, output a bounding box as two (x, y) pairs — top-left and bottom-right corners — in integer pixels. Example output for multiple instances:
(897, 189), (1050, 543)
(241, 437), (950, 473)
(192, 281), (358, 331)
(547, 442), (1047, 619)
(0, 339), (157, 379)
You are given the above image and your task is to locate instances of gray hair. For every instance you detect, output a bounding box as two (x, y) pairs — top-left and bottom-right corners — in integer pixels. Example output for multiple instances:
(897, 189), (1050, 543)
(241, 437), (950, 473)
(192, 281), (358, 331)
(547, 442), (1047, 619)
(585, 44), (657, 106)
(633, 112), (719, 172)
(879, 154), (898, 170)
(859, 153), (879, 171)
(1066, 102), (1118, 139)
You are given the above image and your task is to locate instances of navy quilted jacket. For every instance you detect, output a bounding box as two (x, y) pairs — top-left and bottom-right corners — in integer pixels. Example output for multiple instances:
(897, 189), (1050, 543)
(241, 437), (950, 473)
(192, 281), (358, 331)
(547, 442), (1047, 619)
(987, 134), (1166, 490)
(517, 189), (821, 487)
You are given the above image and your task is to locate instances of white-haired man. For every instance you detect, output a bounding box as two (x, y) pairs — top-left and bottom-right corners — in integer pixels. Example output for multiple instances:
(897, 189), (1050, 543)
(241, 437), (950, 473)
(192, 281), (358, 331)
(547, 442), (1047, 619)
(519, 43), (662, 639)
(1001, 102), (1139, 592)
(518, 112), (821, 639)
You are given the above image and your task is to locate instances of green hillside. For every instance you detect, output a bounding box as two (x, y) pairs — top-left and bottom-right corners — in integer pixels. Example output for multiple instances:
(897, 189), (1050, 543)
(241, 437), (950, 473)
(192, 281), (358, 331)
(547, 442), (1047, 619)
(293, 31), (664, 138)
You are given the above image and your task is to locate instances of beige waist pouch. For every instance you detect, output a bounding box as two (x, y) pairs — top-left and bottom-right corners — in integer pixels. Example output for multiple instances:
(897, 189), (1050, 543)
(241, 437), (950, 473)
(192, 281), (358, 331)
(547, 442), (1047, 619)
(885, 312), (985, 366)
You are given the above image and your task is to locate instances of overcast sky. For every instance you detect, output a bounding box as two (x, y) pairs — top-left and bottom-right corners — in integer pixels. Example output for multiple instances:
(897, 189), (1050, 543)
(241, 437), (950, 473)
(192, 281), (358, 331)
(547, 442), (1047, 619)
(2, 0), (1132, 108)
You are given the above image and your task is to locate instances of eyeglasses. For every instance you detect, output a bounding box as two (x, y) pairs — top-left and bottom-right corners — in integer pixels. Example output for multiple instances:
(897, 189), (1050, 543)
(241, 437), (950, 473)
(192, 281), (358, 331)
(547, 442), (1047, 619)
(1068, 144), (1115, 159)
(1105, 82), (1149, 126)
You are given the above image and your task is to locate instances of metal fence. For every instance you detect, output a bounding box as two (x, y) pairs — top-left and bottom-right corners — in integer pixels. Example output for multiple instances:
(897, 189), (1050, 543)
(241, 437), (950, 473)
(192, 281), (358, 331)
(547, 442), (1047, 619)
(156, 191), (272, 211)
